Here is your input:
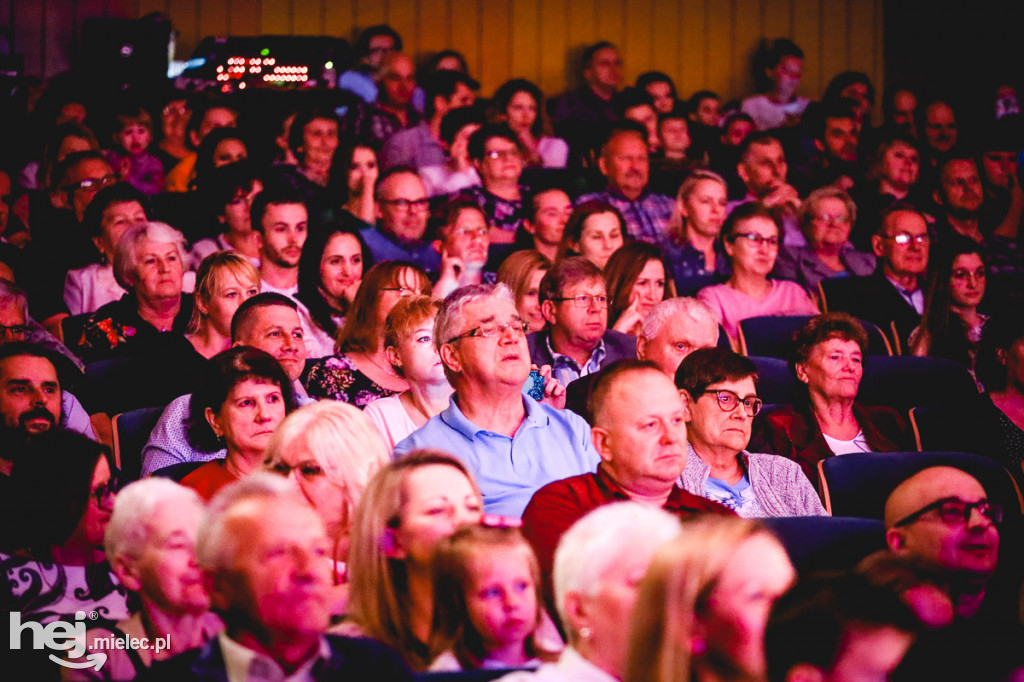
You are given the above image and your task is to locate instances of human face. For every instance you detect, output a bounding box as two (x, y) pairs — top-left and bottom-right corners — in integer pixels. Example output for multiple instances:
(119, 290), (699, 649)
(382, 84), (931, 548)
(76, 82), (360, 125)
(823, 625), (914, 682)
(546, 277), (608, 350)
(95, 200), (147, 262)
(221, 180), (262, 234)
(584, 47), (623, 94)
(0, 355), (60, 434)
(685, 376), (757, 456)
(68, 158), (117, 221)
(378, 267), (427, 327)
(264, 445), (348, 541)
(129, 500), (208, 614)
(449, 123), (480, 162)
(659, 118), (691, 156)
(680, 179), (727, 238)
(443, 208), (489, 267)
(645, 81), (675, 115)
(380, 55), (416, 108)
(347, 146), (379, 197)
(695, 97), (722, 127)
(638, 314), (717, 376)
(891, 90), (917, 130)
(302, 118), (339, 167)
(319, 232), (364, 307)
(600, 133), (649, 200)
(236, 306), (307, 382)
(939, 159), (983, 218)
(631, 259), (666, 317)
(506, 91), (538, 134)
(0, 300), (29, 345)
(872, 210), (929, 279)
(594, 371), (688, 495)
(739, 141), (787, 198)
(212, 138), (247, 167)
(365, 35), (396, 69)
(162, 99), (190, 139)
(724, 216), (779, 278)
(478, 136), (524, 186)
(924, 102), (957, 153)
(465, 546), (538, 655)
(770, 56), (803, 99)
(207, 379), (286, 460)
(807, 197), (853, 251)
(134, 241), (183, 301)
(821, 117), (859, 162)
(574, 212), (624, 270)
(377, 172), (429, 242)
(390, 315), (445, 385)
(216, 499), (332, 640)
(722, 119), (754, 147)
(982, 150), (1017, 189)
(702, 534), (795, 677)
(879, 141), (920, 191)
(518, 268), (547, 334)
(200, 271), (259, 338)
(949, 253), (986, 310)
(66, 456), (115, 556)
(196, 106), (236, 144)
(526, 189), (572, 247)
(796, 338), (863, 403)
(392, 464), (482, 567)
(116, 123), (151, 156)
(443, 296), (531, 388)
(260, 202), (308, 268)
(441, 83), (476, 117)
(625, 105), (659, 152)
(57, 135), (92, 161)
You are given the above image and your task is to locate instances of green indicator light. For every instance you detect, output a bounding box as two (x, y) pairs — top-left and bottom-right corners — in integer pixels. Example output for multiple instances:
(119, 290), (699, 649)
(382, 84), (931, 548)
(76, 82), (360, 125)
(325, 61), (334, 70)
(260, 48), (270, 57)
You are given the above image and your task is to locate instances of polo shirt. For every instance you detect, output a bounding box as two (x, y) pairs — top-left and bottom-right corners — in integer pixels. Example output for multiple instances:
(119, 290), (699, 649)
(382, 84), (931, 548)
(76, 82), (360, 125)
(359, 226), (441, 276)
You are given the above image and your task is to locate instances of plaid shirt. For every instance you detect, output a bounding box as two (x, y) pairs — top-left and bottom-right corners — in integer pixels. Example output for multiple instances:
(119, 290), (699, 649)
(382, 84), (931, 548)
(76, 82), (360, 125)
(578, 187), (675, 251)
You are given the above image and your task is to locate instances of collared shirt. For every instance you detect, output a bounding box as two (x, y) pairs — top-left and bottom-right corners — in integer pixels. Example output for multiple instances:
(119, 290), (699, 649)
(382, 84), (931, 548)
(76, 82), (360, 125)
(220, 631), (332, 682)
(577, 188), (675, 251)
(393, 393), (600, 518)
(458, 184), (528, 234)
(885, 274), (925, 315)
(359, 226), (441, 276)
(545, 334), (606, 387)
(380, 121), (445, 170)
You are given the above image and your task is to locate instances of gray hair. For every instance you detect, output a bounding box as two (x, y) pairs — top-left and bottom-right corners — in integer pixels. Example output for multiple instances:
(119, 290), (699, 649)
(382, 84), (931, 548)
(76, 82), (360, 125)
(798, 186), (858, 238)
(195, 473), (298, 572)
(113, 221), (188, 290)
(641, 297), (719, 344)
(553, 502), (680, 644)
(0, 280), (28, 320)
(104, 478), (204, 564)
(434, 282), (516, 350)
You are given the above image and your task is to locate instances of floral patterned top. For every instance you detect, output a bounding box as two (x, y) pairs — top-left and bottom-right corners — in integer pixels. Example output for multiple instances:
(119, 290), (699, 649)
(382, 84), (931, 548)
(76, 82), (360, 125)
(1, 553), (129, 626)
(75, 293), (195, 364)
(304, 352), (399, 407)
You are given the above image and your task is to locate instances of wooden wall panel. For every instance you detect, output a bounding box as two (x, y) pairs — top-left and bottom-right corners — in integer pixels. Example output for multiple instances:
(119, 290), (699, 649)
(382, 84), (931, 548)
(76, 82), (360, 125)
(8, 0), (885, 122)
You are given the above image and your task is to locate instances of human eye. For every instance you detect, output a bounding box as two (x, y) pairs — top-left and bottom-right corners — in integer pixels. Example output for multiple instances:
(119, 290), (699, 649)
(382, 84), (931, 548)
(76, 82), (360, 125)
(239, 398), (255, 407)
(267, 330), (281, 337)
(266, 392), (282, 403)
(43, 385), (59, 394)
(301, 464), (324, 477)
(292, 330), (304, 340)
(416, 334), (432, 344)
(641, 420), (658, 430)
(268, 461), (290, 476)
(224, 291), (238, 298)
(514, 580), (531, 593)
(675, 343), (692, 352)
(480, 586), (502, 600)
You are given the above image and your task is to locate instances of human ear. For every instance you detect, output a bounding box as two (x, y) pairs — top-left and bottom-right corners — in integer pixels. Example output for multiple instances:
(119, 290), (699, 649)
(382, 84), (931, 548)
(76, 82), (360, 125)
(111, 554), (142, 592)
(204, 406), (222, 439)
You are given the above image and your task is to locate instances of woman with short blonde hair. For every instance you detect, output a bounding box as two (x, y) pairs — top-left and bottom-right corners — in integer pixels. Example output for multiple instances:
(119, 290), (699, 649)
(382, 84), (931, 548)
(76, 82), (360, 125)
(186, 251), (260, 358)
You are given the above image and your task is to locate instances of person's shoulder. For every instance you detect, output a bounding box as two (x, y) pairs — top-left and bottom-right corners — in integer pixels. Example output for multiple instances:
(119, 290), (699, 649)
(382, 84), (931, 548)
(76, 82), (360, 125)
(603, 329), (638, 352)
(323, 634), (415, 677)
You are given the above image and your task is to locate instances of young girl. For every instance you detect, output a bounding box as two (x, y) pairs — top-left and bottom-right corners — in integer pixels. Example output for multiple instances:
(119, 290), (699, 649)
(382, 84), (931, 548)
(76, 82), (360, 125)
(106, 106), (164, 195)
(429, 525), (560, 672)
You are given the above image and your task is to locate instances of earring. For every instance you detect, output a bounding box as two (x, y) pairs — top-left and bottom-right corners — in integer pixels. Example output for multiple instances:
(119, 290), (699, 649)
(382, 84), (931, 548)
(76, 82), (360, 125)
(578, 627), (591, 640)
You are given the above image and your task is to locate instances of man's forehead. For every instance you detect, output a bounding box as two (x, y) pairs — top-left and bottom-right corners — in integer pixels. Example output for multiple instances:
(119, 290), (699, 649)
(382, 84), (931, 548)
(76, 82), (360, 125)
(896, 466), (987, 511)
(382, 172), (424, 198)
(884, 211), (926, 234)
(75, 159), (113, 180)
(0, 354), (58, 381)
(252, 306), (301, 329)
(942, 160), (978, 181)
(0, 300), (26, 323)
(563, 277), (606, 294)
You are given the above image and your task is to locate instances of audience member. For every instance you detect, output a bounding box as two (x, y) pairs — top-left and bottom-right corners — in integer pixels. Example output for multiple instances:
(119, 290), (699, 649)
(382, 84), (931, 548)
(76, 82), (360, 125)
(733, 132), (805, 245)
(459, 124), (529, 244)
(556, 200), (626, 270)
(185, 252), (260, 359)
(615, 87), (660, 154)
(637, 71), (678, 115)
(250, 184), (308, 298)
(489, 79), (569, 168)
(741, 38), (810, 131)
(849, 132), (924, 249)
(419, 107), (484, 197)
(164, 99), (238, 192)
(338, 142), (381, 225)
(550, 41), (623, 164)
(348, 52), (421, 147)
(603, 242), (672, 336)
(338, 24), (403, 103)
(361, 167), (441, 275)
(433, 198), (494, 298)
(188, 161), (264, 268)
(521, 187), (572, 263)
(858, 550), (955, 629)
(664, 169), (730, 295)
(496, 250), (551, 334)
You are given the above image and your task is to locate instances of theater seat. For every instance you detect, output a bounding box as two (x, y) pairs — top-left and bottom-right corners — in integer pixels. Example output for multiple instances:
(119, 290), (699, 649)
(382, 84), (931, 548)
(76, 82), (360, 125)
(113, 405), (166, 484)
(737, 315), (892, 358)
(748, 356), (802, 405)
(762, 516), (887, 573)
(818, 451), (1024, 520)
(858, 356), (978, 412)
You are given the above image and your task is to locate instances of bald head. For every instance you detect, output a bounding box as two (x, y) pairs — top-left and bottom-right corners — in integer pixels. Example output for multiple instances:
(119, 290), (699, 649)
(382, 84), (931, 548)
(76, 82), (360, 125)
(885, 467), (985, 527)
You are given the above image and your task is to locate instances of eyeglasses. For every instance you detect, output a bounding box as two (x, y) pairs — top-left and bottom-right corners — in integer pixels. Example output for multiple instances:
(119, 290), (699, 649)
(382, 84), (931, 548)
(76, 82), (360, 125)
(730, 232), (779, 247)
(812, 213), (851, 225)
(65, 175), (118, 193)
(484, 149), (522, 161)
(951, 268), (986, 281)
(880, 232), (930, 246)
(380, 197), (430, 212)
(549, 294), (609, 308)
(0, 324), (31, 339)
(450, 226), (488, 239)
(381, 286), (419, 297)
(701, 389), (763, 416)
(893, 497), (1002, 528)
(90, 481), (117, 507)
(447, 319), (529, 343)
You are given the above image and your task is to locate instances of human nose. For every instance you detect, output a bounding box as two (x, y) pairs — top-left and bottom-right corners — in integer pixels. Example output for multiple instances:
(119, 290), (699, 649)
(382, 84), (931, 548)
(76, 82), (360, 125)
(453, 504), (480, 527)
(254, 400), (272, 422)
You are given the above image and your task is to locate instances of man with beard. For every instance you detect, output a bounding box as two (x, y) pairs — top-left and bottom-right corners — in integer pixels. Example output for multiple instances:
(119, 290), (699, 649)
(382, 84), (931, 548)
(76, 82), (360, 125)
(251, 185), (308, 298)
(806, 100), (862, 192)
(432, 198), (494, 298)
(0, 344), (64, 475)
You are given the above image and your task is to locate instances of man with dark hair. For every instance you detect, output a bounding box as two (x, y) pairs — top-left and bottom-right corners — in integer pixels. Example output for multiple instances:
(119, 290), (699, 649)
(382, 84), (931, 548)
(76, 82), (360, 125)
(806, 99), (862, 192)
(431, 198), (494, 298)
(164, 99), (238, 192)
(741, 38), (809, 131)
(765, 572), (918, 682)
(731, 132), (804, 245)
(348, 52), (420, 147)
(614, 87), (660, 153)
(522, 187), (573, 263)
(338, 24), (403, 103)
(380, 70), (478, 170)
(459, 124), (528, 243)
(361, 167), (440, 274)
(550, 40), (624, 163)
(636, 71), (677, 115)
(250, 185), (308, 298)
(527, 256), (637, 387)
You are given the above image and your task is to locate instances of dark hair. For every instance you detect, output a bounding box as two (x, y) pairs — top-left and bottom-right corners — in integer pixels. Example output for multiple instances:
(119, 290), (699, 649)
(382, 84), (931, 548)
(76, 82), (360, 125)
(296, 215), (373, 335)
(976, 314), (1024, 391)
(81, 183), (148, 239)
(467, 123), (521, 162)
(556, 200), (627, 263)
(54, 150), (110, 193)
(439, 106), (485, 146)
(582, 41), (617, 70)
(600, 121), (649, 154)
(866, 131), (921, 182)
(914, 237), (986, 366)
(721, 201), (778, 241)
(765, 572), (918, 682)
(337, 141), (380, 204)
(230, 292), (299, 343)
(4, 430), (114, 557)
(613, 87), (655, 119)
(287, 107), (341, 159)
(822, 71), (876, 107)
(688, 90), (720, 114)
(422, 49), (469, 75)
(354, 24), (403, 58)
(438, 196), (486, 239)
(249, 183), (306, 234)
(658, 104), (689, 126)
(525, 186), (570, 222)
(538, 256), (604, 304)
(197, 160), (261, 226)
(753, 38), (804, 92)
(37, 122), (100, 189)
(792, 313), (869, 366)
(422, 71), (479, 120)
(637, 71), (677, 99)
(814, 99), (860, 141)
(738, 131), (783, 162)
(184, 97), (237, 151)
(489, 79), (547, 137)
(603, 242), (673, 326)
(674, 347), (758, 397)
(193, 127), (249, 184)
(188, 346), (295, 452)
(587, 359), (663, 426)
(337, 261), (430, 354)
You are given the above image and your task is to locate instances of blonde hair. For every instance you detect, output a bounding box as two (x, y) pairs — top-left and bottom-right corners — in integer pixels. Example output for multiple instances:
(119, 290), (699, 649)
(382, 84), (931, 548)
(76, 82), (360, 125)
(262, 401), (390, 539)
(624, 517), (783, 682)
(666, 169), (728, 243)
(383, 296), (441, 376)
(429, 525), (558, 669)
(497, 250), (551, 311)
(188, 251), (261, 333)
(346, 450), (482, 670)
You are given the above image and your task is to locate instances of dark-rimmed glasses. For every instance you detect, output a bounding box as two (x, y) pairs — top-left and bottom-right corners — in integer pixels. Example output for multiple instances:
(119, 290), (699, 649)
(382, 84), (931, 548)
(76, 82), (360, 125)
(0, 324), (31, 339)
(893, 497), (1002, 528)
(730, 232), (779, 247)
(701, 389), (763, 416)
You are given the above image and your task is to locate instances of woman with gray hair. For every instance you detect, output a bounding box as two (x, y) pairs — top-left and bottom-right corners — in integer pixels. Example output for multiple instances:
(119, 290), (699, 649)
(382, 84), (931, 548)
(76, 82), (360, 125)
(75, 221), (196, 363)
(68, 478), (222, 681)
(500, 502), (680, 682)
(772, 187), (875, 293)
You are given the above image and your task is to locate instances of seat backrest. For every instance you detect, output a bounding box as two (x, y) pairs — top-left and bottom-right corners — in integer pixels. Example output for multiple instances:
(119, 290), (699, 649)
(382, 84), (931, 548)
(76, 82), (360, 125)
(859, 356), (978, 412)
(113, 405), (166, 484)
(749, 356), (802, 405)
(738, 315), (892, 358)
(60, 313), (92, 347)
(762, 516), (887, 574)
(818, 451), (1024, 520)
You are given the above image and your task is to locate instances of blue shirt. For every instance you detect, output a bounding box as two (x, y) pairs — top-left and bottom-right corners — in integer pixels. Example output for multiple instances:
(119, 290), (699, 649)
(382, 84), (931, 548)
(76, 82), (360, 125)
(360, 226), (441, 276)
(578, 188), (675, 251)
(393, 394), (600, 518)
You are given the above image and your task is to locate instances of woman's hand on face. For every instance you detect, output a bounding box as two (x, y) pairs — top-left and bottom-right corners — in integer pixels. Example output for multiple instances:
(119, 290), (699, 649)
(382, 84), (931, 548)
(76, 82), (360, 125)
(433, 247), (464, 298)
(342, 279), (362, 305)
(535, 363), (567, 410)
(611, 291), (645, 336)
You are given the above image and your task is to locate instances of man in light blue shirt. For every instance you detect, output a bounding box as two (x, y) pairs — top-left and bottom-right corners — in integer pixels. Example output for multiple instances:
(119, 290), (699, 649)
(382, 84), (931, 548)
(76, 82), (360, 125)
(394, 283), (599, 517)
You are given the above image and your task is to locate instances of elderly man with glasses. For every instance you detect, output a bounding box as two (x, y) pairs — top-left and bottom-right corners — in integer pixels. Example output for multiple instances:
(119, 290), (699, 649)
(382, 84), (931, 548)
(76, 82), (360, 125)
(394, 282), (598, 518)
(675, 347), (825, 517)
(359, 167), (441, 276)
